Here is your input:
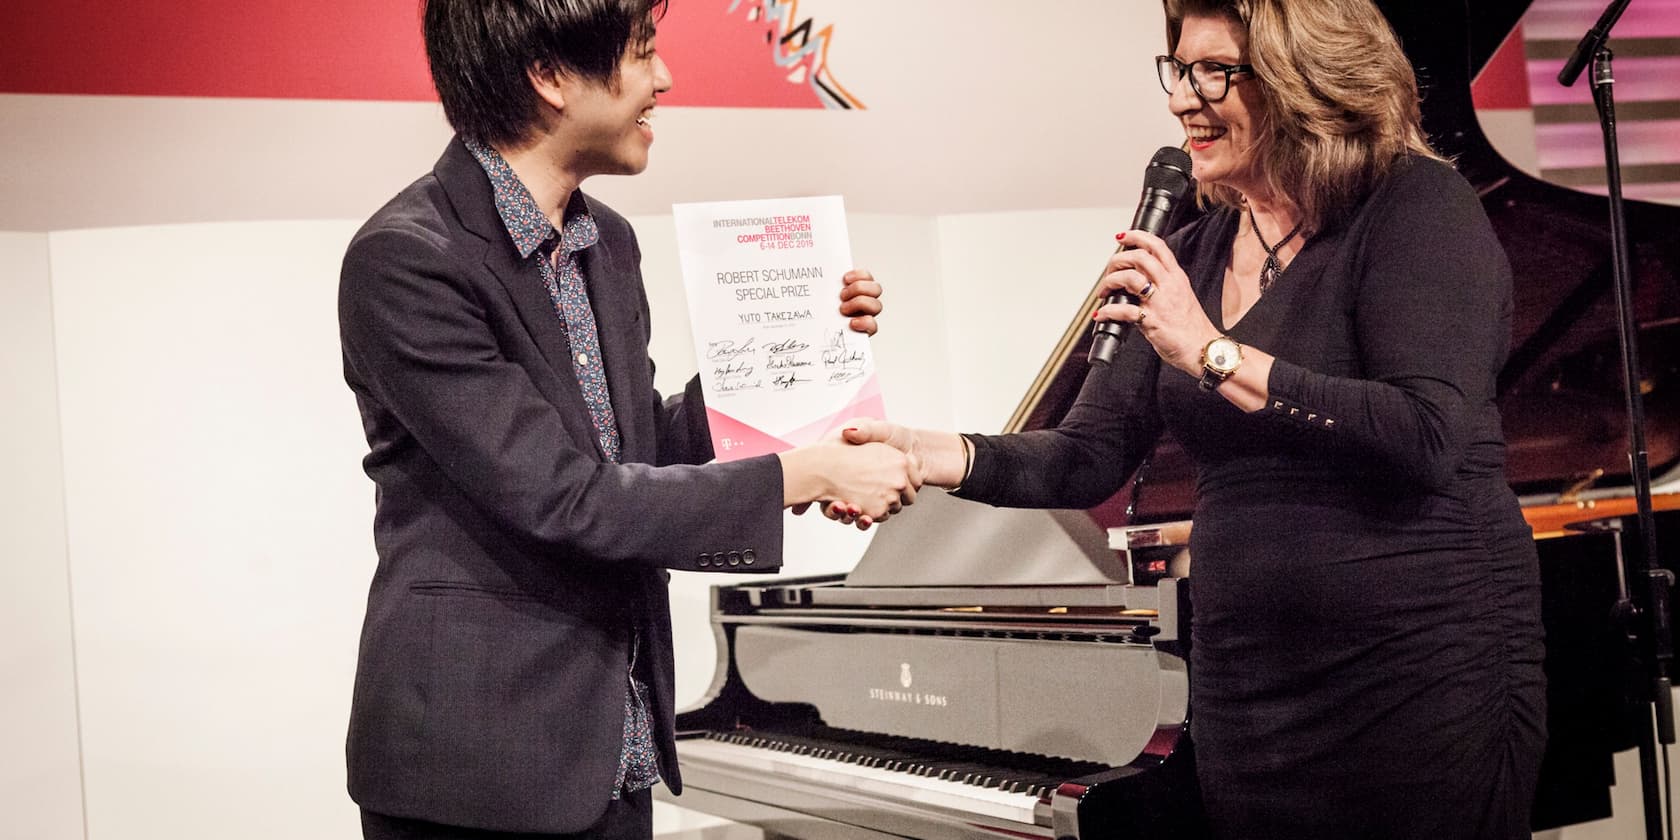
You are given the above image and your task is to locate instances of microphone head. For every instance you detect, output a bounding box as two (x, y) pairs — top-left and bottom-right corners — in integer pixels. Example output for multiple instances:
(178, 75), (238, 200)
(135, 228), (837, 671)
(1143, 146), (1193, 195)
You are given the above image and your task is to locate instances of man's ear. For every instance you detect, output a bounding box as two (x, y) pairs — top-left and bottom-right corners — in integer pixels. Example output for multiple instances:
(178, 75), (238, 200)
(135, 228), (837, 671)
(527, 64), (567, 112)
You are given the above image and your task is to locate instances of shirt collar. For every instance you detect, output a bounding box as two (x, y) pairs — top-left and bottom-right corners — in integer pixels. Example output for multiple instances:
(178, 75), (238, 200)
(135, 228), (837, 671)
(463, 137), (599, 260)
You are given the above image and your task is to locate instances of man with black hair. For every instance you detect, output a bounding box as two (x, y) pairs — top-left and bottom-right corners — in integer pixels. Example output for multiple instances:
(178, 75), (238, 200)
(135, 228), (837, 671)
(338, 1), (916, 837)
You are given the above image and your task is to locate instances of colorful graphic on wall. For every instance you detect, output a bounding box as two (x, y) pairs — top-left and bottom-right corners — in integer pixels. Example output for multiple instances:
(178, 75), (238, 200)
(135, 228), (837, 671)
(735, 0), (865, 109)
(656, 0), (865, 109)
(0, 0), (862, 110)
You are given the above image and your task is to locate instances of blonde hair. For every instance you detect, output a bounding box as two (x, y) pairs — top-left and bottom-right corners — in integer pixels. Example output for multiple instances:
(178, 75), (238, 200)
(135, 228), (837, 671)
(1164, 0), (1440, 229)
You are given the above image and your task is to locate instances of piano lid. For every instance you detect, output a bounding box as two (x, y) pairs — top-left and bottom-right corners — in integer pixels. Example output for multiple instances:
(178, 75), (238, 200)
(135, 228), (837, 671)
(842, 488), (1138, 599)
(1002, 0), (1680, 527)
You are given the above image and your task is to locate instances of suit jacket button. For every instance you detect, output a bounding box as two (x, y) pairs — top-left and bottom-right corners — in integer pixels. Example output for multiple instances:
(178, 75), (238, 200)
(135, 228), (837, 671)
(728, 551), (743, 567)
(698, 553), (711, 567)
(742, 549), (756, 565)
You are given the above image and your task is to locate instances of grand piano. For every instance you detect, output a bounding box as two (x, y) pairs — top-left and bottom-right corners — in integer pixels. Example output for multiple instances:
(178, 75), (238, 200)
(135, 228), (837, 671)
(659, 1), (1680, 836)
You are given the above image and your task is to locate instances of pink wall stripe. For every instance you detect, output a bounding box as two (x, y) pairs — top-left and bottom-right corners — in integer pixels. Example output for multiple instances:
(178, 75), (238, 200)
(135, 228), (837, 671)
(1520, 0), (1680, 40)
(1528, 56), (1680, 104)
(0, 0), (836, 108)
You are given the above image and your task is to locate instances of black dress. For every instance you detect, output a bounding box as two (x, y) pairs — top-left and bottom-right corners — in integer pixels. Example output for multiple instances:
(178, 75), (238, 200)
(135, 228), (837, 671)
(955, 156), (1546, 839)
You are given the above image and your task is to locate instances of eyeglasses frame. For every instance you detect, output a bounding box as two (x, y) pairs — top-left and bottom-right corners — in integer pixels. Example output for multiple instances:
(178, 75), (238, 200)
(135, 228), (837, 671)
(1155, 55), (1253, 103)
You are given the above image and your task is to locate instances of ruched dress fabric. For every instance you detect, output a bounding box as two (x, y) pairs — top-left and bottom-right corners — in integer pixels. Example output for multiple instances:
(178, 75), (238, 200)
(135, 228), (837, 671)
(954, 157), (1545, 839)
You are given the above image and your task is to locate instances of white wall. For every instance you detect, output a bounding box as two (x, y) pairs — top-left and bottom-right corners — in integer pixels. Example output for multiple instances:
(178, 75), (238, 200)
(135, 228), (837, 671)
(935, 209), (1139, 432)
(45, 222), (374, 837)
(0, 232), (86, 840)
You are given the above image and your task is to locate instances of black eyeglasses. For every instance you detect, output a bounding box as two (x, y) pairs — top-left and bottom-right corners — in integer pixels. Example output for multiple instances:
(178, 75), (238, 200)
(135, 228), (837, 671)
(1155, 55), (1253, 102)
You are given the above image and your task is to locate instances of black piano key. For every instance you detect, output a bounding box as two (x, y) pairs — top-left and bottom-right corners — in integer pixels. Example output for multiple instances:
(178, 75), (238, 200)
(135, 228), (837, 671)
(693, 721), (1108, 803)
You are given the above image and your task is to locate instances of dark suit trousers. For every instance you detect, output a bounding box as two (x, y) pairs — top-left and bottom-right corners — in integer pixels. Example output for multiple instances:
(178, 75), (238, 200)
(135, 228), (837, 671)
(361, 790), (652, 840)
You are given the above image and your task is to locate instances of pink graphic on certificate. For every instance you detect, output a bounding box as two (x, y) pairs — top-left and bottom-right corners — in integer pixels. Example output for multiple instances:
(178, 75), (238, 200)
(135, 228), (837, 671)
(673, 195), (886, 462)
(707, 367), (885, 459)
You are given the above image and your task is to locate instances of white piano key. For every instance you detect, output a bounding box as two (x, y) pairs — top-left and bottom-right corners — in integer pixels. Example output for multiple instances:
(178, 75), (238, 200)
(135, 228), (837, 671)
(677, 739), (1043, 824)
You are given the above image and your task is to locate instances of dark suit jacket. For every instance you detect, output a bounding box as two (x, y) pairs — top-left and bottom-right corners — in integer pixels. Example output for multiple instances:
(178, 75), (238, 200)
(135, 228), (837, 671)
(338, 137), (784, 833)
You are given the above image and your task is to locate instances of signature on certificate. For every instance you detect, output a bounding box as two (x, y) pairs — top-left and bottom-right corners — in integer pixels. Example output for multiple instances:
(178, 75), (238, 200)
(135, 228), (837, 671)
(705, 337), (758, 361)
(766, 355), (813, 370)
(822, 329), (866, 383)
(764, 337), (811, 356)
(772, 373), (809, 390)
(764, 333), (814, 374)
(713, 361), (761, 392)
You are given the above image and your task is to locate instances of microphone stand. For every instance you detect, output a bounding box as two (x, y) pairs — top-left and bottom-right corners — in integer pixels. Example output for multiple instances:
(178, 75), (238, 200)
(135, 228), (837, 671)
(1558, 3), (1676, 839)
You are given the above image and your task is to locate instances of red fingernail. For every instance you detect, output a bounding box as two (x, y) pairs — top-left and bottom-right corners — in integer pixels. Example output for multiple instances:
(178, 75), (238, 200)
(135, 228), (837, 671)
(843, 427), (857, 432)
(1091, 308), (1101, 320)
(1116, 232), (1127, 241)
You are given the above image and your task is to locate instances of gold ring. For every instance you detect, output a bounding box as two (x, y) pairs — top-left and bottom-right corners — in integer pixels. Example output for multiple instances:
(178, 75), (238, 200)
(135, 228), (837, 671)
(1138, 310), (1149, 324)
(1138, 282), (1157, 300)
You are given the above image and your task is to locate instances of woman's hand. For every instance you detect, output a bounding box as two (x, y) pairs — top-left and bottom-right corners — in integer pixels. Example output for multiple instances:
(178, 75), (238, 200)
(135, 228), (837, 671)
(841, 420), (968, 487)
(807, 420), (967, 528)
(1093, 230), (1222, 377)
(787, 419), (961, 530)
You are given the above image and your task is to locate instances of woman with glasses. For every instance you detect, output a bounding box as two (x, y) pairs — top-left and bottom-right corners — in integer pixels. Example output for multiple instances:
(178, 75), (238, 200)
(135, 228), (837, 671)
(839, 0), (1544, 836)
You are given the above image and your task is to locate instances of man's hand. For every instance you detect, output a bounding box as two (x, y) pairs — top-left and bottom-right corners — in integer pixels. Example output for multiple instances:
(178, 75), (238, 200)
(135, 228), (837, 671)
(803, 419), (967, 529)
(839, 270), (883, 335)
(779, 435), (922, 526)
(820, 419), (923, 529)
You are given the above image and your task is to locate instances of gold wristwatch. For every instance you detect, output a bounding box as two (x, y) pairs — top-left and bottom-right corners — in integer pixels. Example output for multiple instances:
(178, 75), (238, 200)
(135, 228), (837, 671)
(1199, 335), (1242, 391)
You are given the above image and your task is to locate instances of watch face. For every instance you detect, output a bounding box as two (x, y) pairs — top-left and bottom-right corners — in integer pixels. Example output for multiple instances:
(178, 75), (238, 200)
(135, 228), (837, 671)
(1206, 338), (1241, 373)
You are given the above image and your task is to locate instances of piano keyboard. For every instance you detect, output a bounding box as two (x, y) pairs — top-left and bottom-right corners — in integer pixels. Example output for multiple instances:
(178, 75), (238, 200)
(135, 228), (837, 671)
(679, 727), (1111, 825)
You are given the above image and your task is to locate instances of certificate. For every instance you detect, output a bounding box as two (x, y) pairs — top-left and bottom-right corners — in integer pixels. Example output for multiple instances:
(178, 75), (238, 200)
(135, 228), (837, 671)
(673, 195), (885, 462)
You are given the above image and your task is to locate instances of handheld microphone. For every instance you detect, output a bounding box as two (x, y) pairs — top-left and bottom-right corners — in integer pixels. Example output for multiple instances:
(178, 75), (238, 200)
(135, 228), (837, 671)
(1088, 146), (1193, 366)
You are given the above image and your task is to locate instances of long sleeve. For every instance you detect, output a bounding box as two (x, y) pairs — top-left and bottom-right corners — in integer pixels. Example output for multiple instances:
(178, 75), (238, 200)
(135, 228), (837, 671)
(653, 374), (715, 466)
(624, 225), (717, 469)
(1260, 157), (1512, 491)
(956, 331), (1166, 509)
(339, 221), (783, 570)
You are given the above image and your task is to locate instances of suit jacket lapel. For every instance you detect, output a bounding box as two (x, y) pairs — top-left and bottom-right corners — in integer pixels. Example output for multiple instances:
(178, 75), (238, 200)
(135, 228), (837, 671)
(577, 211), (652, 463)
(433, 138), (605, 460)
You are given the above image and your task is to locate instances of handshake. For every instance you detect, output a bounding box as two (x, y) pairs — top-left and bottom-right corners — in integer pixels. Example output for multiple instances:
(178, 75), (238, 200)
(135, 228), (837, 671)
(778, 419), (968, 530)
